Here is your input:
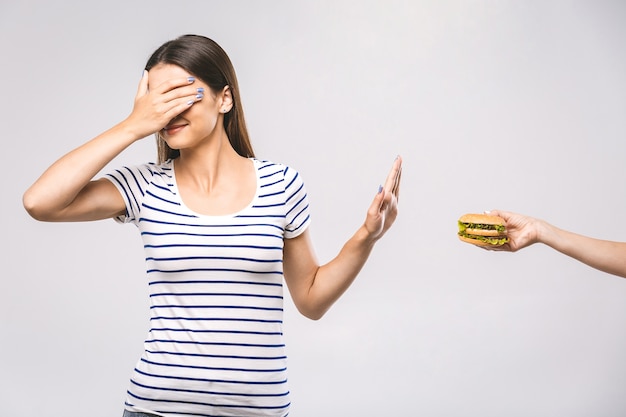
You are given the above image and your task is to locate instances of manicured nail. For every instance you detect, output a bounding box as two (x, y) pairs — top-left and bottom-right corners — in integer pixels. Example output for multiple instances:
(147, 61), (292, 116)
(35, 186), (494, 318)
(187, 76), (195, 83)
(196, 87), (204, 93)
(378, 185), (383, 194)
(187, 99), (194, 105)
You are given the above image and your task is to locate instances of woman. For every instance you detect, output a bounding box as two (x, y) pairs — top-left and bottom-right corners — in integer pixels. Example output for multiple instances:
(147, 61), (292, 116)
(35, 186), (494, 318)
(483, 210), (626, 279)
(23, 34), (402, 417)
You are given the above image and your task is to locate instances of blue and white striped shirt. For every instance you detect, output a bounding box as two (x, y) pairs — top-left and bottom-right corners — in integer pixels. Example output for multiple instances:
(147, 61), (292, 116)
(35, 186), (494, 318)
(105, 158), (311, 417)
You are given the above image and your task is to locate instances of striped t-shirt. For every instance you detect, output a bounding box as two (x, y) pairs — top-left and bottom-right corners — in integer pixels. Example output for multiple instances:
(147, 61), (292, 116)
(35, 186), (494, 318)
(105, 158), (311, 417)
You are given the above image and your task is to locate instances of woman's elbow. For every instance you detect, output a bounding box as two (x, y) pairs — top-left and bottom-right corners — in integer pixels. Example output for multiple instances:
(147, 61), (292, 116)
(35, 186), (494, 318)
(22, 190), (55, 221)
(301, 310), (324, 321)
(296, 303), (328, 321)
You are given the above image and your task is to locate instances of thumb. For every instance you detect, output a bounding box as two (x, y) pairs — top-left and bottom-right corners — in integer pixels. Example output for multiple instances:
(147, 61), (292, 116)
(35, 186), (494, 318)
(368, 185), (385, 215)
(135, 70), (149, 99)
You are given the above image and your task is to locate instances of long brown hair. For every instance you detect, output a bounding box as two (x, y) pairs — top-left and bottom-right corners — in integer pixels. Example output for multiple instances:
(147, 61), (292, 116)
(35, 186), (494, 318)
(145, 34), (254, 163)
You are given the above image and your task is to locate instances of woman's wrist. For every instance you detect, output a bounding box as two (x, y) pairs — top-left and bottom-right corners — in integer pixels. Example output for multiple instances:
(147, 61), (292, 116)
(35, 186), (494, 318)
(534, 218), (559, 248)
(354, 224), (380, 248)
(115, 117), (152, 143)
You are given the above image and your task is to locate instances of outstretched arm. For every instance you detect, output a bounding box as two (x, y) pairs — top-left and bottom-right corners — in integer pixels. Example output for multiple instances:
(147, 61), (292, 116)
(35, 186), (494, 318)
(487, 209), (626, 279)
(23, 71), (202, 222)
(283, 156), (402, 320)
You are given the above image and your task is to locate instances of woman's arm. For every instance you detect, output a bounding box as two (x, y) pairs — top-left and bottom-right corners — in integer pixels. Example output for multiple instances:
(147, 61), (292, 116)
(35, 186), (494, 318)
(23, 72), (202, 222)
(23, 124), (140, 222)
(283, 156), (402, 320)
(487, 210), (626, 279)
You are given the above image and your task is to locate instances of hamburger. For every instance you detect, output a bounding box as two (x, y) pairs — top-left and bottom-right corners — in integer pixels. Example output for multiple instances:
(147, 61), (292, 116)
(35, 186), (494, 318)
(458, 213), (509, 246)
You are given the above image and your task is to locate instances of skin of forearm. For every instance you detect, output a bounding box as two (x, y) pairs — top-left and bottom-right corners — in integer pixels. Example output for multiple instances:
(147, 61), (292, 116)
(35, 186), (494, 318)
(23, 122), (140, 219)
(304, 225), (377, 320)
(538, 221), (626, 278)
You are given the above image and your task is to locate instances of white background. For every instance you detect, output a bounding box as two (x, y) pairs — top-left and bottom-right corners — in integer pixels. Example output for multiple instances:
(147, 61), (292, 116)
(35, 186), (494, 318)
(2, 1), (626, 416)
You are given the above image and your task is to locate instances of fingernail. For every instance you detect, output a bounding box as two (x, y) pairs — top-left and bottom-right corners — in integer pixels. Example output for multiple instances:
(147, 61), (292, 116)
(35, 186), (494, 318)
(196, 93), (204, 99)
(187, 99), (194, 105)
(378, 185), (383, 194)
(187, 76), (195, 83)
(196, 87), (204, 93)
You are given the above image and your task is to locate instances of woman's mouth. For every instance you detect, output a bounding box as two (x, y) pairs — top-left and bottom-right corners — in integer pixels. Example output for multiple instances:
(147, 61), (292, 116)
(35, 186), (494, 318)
(163, 124), (187, 135)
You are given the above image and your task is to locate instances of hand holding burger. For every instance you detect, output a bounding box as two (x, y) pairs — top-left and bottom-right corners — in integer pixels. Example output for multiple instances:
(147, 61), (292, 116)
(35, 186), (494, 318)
(480, 210), (544, 252)
(467, 210), (626, 278)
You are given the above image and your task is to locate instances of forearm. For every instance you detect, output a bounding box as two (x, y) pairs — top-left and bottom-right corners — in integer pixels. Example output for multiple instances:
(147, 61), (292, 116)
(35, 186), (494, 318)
(537, 221), (626, 278)
(285, 157), (401, 320)
(23, 121), (139, 219)
(304, 226), (376, 319)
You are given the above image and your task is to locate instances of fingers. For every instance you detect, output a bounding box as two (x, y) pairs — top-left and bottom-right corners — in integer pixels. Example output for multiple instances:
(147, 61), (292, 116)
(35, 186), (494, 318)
(152, 75), (198, 95)
(477, 243), (511, 252)
(377, 155), (401, 218)
(486, 209), (505, 218)
(362, 158), (402, 240)
(128, 72), (205, 138)
(136, 72), (201, 104)
(485, 209), (518, 228)
(383, 155), (402, 199)
(394, 159), (402, 201)
(158, 78), (205, 118)
(160, 96), (200, 122)
(374, 182), (398, 221)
